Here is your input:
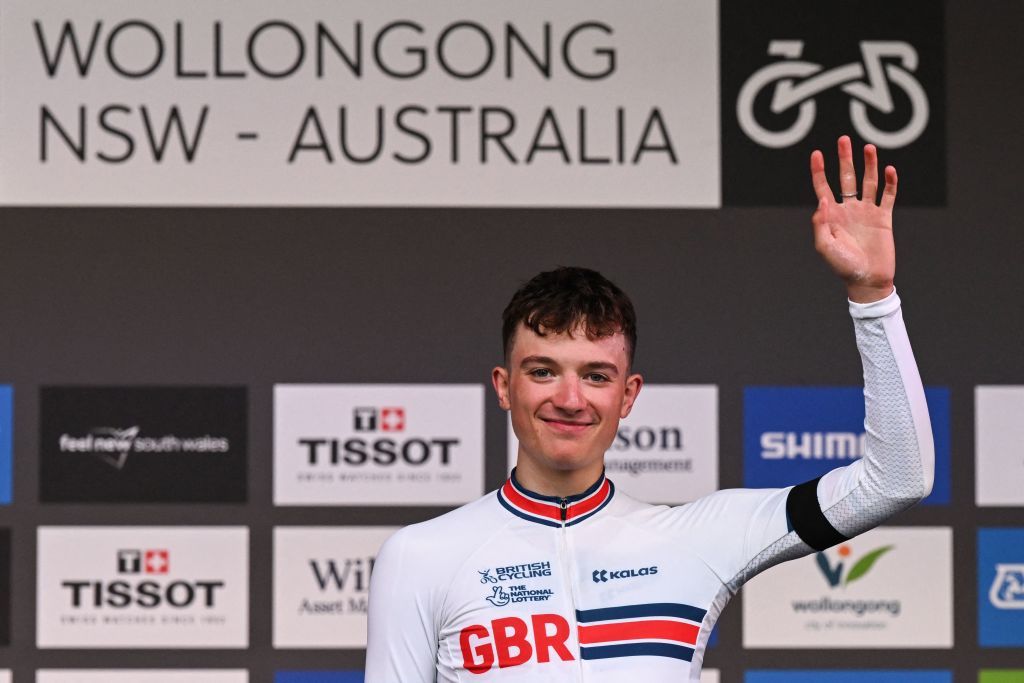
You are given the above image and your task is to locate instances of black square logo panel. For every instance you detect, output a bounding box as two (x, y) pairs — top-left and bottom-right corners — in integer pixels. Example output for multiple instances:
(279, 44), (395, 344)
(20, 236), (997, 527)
(721, 0), (946, 206)
(40, 387), (247, 503)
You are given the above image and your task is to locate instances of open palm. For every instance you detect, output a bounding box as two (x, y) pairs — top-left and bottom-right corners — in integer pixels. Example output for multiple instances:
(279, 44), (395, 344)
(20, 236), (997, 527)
(810, 136), (898, 303)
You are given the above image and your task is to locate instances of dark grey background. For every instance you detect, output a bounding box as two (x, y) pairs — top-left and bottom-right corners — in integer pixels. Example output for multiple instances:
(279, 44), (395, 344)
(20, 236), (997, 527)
(1, 1), (1023, 681)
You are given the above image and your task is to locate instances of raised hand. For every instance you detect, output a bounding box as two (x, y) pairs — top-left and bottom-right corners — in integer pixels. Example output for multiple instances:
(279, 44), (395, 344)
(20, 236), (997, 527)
(810, 135), (898, 303)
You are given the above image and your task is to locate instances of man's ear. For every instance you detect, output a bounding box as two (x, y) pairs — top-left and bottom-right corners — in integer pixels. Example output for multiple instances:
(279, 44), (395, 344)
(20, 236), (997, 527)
(491, 366), (511, 411)
(620, 372), (644, 418)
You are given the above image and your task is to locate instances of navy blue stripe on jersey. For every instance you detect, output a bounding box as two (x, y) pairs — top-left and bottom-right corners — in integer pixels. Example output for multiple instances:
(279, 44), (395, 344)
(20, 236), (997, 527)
(565, 480), (615, 527)
(580, 642), (695, 661)
(576, 602), (707, 624)
(786, 476), (849, 551)
(496, 490), (562, 528)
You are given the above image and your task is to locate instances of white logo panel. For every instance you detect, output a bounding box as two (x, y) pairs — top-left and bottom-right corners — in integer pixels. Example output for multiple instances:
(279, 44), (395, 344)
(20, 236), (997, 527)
(37, 527), (248, 648)
(0, 671), (9, 683)
(508, 385), (717, 503)
(701, 670), (719, 683)
(976, 386), (1024, 506)
(274, 525), (397, 648)
(37, 672), (247, 683)
(742, 526), (952, 648)
(0, 1), (720, 207)
(275, 384), (484, 505)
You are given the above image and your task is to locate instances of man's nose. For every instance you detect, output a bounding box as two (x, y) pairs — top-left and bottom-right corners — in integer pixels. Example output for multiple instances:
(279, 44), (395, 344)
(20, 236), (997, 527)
(553, 377), (586, 411)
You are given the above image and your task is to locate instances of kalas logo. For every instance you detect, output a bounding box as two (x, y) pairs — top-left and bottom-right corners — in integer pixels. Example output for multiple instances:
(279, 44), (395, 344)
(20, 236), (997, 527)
(299, 406), (458, 467)
(58, 426), (230, 470)
(592, 566), (658, 583)
(61, 548), (224, 609)
(353, 407), (405, 433)
(989, 564), (1024, 610)
(816, 543), (893, 588)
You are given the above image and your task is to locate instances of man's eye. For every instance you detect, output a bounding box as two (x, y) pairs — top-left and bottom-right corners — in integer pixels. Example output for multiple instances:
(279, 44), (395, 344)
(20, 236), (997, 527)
(585, 373), (610, 382)
(530, 368), (553, 378)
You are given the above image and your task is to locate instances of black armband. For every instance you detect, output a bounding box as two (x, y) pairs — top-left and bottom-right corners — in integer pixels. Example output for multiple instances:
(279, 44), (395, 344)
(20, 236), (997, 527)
(786, 476), (849, 551)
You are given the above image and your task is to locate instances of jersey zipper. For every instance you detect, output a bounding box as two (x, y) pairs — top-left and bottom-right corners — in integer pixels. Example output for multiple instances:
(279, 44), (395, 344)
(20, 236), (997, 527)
(557, 497), (584, 682)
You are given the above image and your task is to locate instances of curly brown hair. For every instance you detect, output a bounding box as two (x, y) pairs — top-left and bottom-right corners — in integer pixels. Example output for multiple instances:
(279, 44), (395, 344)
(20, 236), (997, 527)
(501, 267), (637, 366)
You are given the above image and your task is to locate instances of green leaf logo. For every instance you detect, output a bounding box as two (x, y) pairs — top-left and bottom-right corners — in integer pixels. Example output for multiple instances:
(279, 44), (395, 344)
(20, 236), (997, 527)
(844, 545), (894, 585)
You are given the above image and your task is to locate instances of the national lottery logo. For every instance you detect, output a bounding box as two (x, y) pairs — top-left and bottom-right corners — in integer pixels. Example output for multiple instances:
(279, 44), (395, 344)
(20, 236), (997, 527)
(484, 585), (554, 607)
(989, 564), (1024, 609)
(353, 407), (405, 433)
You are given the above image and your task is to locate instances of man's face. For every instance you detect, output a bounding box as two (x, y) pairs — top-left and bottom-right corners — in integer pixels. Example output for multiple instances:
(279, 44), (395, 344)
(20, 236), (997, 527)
(492, 322), (643, 477)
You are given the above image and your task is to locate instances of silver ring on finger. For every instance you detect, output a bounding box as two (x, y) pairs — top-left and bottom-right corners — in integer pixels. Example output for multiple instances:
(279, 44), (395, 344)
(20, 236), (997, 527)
(841, 191), (858, 198)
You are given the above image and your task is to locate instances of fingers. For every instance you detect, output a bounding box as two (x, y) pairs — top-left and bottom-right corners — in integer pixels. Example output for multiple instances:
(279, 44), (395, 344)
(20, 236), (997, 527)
(880, 165), (898, 213)
(809, 149), (834, 203)
(862, 144), (879, 204)
(837, 135), (857, 199)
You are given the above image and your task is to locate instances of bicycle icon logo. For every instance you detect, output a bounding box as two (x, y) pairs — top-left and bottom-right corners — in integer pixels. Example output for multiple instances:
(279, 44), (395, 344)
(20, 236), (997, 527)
(737, 41), (929, 149)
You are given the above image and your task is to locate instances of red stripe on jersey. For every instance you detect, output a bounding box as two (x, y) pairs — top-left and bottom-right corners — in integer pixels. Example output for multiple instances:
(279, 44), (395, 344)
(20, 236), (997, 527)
(565, 479), (612, 520)
(577, 619), (699, 646)
(501, 480), (562, 521)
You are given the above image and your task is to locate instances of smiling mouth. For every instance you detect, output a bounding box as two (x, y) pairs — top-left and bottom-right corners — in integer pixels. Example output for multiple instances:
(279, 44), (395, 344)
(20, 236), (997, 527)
(542, 418), (594, 432)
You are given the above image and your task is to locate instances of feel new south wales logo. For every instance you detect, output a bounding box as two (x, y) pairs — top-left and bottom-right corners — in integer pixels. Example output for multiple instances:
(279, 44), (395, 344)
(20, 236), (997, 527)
(790, 543), (902, 618)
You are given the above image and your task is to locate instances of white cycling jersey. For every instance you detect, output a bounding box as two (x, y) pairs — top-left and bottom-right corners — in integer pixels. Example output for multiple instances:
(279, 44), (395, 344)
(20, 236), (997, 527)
(366, 291), (934, 682)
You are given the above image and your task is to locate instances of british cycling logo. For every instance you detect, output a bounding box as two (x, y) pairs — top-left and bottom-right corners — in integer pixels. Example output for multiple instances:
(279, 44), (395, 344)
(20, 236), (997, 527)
(790, 543), (901, 617)
(737, 41), (928, 149)
(478, 561), (551, 584)
(484, 585), (553, 606)
(989, 564), (1024, 609)
(591, 566), (658, 583)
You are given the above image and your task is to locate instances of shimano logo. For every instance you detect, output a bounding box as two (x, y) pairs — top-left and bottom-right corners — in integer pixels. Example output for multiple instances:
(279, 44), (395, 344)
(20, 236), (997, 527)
(990, 564), (1024, 609)
(592, 566), (658, 583)
(760, 431), (865, 460)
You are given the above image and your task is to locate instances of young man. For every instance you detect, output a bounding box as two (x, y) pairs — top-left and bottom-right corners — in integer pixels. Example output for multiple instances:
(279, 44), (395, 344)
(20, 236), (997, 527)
(365, 136), (933, 682)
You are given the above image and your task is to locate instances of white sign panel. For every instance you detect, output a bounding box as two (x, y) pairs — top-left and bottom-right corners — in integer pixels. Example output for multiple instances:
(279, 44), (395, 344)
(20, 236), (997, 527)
(275, 384), (484, 505)
(701, 670), (719, 683)
(37, 527), (249, 648)
(38, 672), (247, 683)
(0, 671), (9, 683)
(274, 525), (397, 648)
(976, 386), (1024, 506)
(0, 0), (720, 207)
(508, 385), (718, 503)
(742, 526), (953, 648)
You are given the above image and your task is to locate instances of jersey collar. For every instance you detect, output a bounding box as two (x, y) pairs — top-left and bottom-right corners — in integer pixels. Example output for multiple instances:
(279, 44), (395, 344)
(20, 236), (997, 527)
(497, 468), (615, 528)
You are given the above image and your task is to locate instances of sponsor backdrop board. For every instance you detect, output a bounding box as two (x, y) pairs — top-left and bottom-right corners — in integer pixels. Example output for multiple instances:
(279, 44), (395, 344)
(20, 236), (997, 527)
(743, 386), (950, 504)
(274, 526), (398, 648)
(0, 672), (7, 683)
(37, 526), (249, 648)
(275, 384), (484, 505)
(0, 529), (9, 646)
(37, 672), (248, 683)
(746, 673), (951, 683)
(975, 386), (1024, 506)
(0, 0), (719, 207)
(0, 385), (10, 504)
(508, 385), (719, 503)
(743, 526), (953, 648)
(979, 673), (1024, 683)
(977, 528), (1024, 647)
(720, 0), (945, 205)
(39, 386), (248, 503)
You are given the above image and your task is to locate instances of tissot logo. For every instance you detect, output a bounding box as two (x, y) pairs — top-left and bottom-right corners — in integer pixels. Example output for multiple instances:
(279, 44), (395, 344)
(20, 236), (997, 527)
(354, 406), (405, 432)
(40, 387), (247, 503)
(720, 0), (946, 206)
(274, 526), (397, 648)
(275, 385), (483, 505)
(38, 526), (248, 648)
(744, 387), (951, 504)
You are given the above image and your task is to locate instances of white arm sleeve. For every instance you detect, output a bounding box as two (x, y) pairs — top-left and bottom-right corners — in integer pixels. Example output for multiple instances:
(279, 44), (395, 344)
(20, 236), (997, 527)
(816, 288), (935, 534)
(365, 529), (439, 683)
